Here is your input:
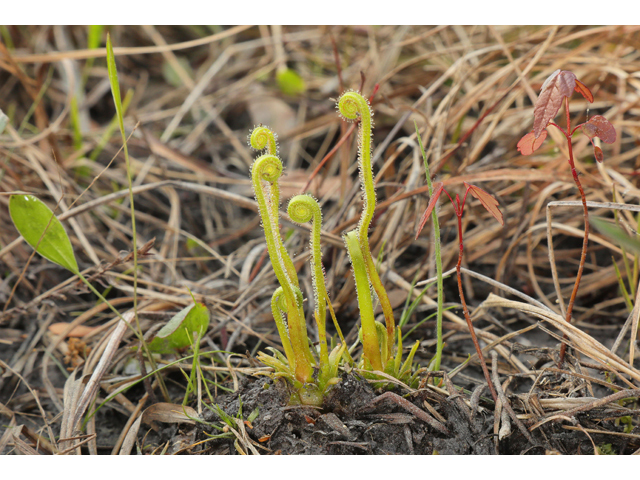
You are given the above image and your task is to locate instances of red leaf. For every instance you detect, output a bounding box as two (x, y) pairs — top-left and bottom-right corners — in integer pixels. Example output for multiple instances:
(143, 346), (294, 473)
(582, 115), (616, 144)
(533, 70), (576, 138)
(574, 79), (594, 103)
(582, 122), (598, 138)
(415, 182), (445, 239)
(594, 145), (604, 163)
(517, 130), (548, 155)
(463, 182), (504, 226)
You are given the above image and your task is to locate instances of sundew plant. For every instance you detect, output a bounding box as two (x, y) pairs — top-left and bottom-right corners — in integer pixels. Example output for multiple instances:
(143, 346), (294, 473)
(250, 91), (420, 404)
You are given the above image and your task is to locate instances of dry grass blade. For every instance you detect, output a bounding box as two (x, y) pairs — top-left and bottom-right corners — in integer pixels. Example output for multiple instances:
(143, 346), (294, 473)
(546, 200), (640, 318)
(70, 312), (135, 432)
(12, 427), (40, 455)
(118, 402), (198, 455)
(0, 419), (18, 455)
(0, 360), (57, 453)
(482, 294), (640, 384)
(555, 388), (640, 419)
(119, 414), (144, 456)
(10, 26), (252, 63)
(490, 351), (535, 445)
(143, 403), (198, 425)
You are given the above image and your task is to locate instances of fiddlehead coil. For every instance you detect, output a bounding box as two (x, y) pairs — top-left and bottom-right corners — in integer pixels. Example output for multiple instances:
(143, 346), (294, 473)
(249, 125), (278, 155)
(252, 154), (283, 184)
(252, 154), (312, 382)
(336, 90), (395, 357)
(288, 194), (329, 366)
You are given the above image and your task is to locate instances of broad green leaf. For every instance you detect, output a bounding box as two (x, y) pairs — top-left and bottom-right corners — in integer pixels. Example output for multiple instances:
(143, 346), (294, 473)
(592, 217), (640, 256)
(276, 68), (306, 96)
(148, 303), (210, 354)
(9, 195), (79, 273)
(0, 108), (8, 135)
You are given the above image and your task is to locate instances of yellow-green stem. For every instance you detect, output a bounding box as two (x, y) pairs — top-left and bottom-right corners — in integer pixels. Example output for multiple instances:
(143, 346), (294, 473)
(288, 195), (329, 367)
(337, 91), (395, 358)
(271, 288), (296, 368)
(252, 154), (313, 383)
(250, 126), (299, 289)
(345, 231), (383, 371)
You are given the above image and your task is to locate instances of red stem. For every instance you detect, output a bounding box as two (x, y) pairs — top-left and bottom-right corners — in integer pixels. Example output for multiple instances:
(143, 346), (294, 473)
(454, 195), (498, 403)
(558, 96), (589, 366)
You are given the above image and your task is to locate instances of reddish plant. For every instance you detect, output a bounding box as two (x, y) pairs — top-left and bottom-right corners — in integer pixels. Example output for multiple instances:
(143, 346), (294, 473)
(517, 70), (616, 365)
(416, 181), (503, 403)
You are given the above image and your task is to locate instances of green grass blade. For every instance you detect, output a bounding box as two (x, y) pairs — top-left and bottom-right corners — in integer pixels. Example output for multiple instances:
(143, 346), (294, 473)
(69, 96), (83, 150)
(612, 188), (635, 297)
(88, 25), (104, 50)
(592, 217), (640, 256)
(89, 89), (134, 161)
(612, 257), (633, 312)
(402, 305), (456, 341)
(414, 120), (444, 371)
(106, 33), (139, 321)
(83, 25), (104, 87)
(106, 33), (167, 400)
(0, 108), (8, 135)
(399, 280), (434, 329)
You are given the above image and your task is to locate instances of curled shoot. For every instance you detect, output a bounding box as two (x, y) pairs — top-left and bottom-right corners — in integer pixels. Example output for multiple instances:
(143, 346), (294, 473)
(288, 194), (329, 368)
(250, 125), (278, 156)
(252, 153), (313, 383)
(250, 127), (299, 289)
(337, 91), (395, 357)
